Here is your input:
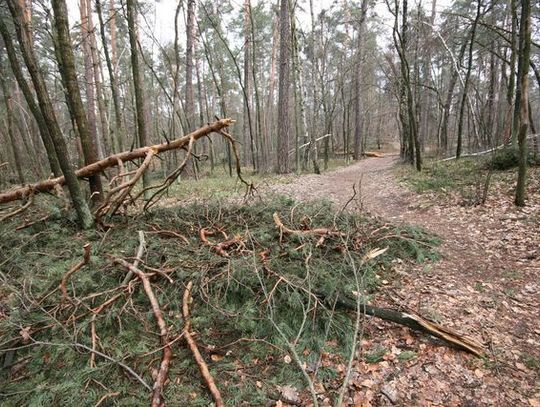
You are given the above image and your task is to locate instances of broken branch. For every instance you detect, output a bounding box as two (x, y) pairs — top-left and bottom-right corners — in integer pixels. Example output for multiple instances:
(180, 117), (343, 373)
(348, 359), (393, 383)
(0, 119), (235, 204)
(273, 212), (345, 238)
(182, 281), (224, 407)
(318, 291), (485, 357)
(60, 243), (91, 302)
(112, 257), (172, 407)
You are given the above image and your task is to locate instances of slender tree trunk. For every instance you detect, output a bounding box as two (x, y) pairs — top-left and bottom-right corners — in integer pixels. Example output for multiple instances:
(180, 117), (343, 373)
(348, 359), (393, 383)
(79, 0), (101, 158)
(96, 0), (124, 153)
(248, 0), (265, 172)
(0, 16), (62, 177)
(0, 63), (25, 184)
(265, 10), (279, 171)
(456, 0), (481, 159)
(507, 0), (518, 146)
(6, 0), (93, 228)
(243, 0), (253, 168)
(277, 0), (291, 174)
(52, 0), (103, 203)
(352, 0), (368, 161)
(85, 0), (109, 155)
(126, 0), (150, 192)
(307, 0), (319, 173)
(515, 0), (531, 206)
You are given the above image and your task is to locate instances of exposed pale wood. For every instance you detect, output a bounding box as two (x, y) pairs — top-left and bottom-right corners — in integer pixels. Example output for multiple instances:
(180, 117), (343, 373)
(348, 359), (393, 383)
(182, 281), (224, 407)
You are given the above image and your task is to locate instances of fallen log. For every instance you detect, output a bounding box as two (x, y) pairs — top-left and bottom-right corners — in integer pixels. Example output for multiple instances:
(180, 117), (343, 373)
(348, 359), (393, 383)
(363, 151), (384, 158)
(0, 118), (234, 204)
(318, 291), (485, 357)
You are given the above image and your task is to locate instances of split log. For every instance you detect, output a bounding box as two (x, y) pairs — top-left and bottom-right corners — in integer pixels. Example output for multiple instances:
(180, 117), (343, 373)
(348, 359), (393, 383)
(0, 119), (234, 204)
(317, 291), (485, 357)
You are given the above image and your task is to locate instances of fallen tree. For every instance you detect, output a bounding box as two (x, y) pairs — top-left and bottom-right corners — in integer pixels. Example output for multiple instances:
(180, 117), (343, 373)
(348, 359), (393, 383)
(0, 118), (235, 204)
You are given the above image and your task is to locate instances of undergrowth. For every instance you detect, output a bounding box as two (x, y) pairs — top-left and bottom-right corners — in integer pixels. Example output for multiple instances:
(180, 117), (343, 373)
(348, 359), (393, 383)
(0, 197), (439, 405)
(398, 153), (540, 205)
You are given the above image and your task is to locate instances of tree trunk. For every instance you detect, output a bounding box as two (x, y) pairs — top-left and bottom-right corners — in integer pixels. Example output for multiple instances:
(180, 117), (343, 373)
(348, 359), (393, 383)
(242, 0), (253, 168)
(456, 0), (481, 160)
(85, 0), (110, 155)
(126, 0), (150, 192)
(0, 65), (25, 185)
(0, 16), (62, 177)
(352, 0), (368, 161)
(78, 0), (101, 159)
(277, 0), (291, 174)
(52, 0), (104, 203)
(96, 0), (124, 153)
(6, 0), (93, 228)
(514, 0), (531, 206)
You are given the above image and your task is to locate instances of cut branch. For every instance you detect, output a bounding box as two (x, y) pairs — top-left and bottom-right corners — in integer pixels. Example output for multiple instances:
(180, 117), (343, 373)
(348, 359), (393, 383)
(182, 281), (224, 407)
(0, 118), (235, 204)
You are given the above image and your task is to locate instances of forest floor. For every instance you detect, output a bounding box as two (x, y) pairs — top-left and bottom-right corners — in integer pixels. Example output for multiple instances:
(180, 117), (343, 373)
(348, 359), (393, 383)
(262, 155), (540, 406)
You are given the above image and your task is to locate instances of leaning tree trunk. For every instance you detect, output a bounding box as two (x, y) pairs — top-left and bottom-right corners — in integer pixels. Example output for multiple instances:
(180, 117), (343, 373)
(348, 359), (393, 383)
(52, 0), (104, 203)
(6, 0), (93, 228)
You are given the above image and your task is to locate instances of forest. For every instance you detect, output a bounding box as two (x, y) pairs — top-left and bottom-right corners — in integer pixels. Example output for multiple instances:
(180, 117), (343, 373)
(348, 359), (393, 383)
(0, 0), (539, 405)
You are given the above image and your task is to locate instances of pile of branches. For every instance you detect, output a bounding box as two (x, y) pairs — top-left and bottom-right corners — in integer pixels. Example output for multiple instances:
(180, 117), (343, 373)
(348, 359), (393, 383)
(0, 199), (485, 405)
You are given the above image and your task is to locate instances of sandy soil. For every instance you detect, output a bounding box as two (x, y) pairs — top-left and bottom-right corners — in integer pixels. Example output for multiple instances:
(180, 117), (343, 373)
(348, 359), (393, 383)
(262, 155), (540, 406)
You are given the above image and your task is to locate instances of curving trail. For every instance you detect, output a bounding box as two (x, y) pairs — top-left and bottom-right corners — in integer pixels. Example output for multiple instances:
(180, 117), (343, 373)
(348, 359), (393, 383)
(264, 155), (540, 406)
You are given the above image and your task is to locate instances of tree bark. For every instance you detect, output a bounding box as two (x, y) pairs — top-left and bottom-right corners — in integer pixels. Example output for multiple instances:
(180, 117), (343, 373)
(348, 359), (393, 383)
(96, 0), (124, 153)
(0, 65), (25, 185)
(6, 0), (93, 228)
(277, 0), (291, 174)
(0, 16), (62, 177)
(456, 0), (481, 159)
(126, 0), (150, 192)
(514, 0), (531, 206)
(52, 0), (104, 203)
(352, 0), (368, 161)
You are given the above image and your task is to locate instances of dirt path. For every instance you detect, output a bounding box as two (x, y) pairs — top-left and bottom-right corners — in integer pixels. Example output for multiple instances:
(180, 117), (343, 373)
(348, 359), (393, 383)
(264, 156), (540, 406)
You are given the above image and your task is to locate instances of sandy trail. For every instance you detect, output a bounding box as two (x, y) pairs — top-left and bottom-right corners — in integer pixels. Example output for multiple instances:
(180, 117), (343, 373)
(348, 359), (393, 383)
(263, 155), (539, 406)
